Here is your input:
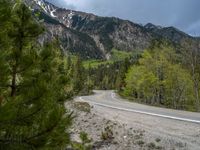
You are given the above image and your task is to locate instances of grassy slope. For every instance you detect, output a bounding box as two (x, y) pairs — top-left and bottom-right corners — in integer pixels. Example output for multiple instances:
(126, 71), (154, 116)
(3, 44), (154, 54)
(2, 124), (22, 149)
(83, 49), (133, 68)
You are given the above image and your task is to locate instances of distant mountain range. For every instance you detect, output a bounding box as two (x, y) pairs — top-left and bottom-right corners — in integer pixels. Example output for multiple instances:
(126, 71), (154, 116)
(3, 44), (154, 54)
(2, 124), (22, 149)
(26, 0), (200, 59)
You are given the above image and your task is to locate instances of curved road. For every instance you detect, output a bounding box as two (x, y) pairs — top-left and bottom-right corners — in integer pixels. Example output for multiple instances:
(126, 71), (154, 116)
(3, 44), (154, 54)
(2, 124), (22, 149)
(79, 90), (200, 124)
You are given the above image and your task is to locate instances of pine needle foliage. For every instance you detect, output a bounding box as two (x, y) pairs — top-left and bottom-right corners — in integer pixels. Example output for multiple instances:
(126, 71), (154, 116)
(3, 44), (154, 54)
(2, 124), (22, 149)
(0, 1), (73, 149)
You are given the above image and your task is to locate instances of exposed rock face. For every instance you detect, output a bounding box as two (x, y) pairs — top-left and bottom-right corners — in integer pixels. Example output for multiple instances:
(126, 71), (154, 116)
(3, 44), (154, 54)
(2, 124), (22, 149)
(26, 0), (200, 59)
(144, 23), (192, 44)
(41, 23), (103, 59)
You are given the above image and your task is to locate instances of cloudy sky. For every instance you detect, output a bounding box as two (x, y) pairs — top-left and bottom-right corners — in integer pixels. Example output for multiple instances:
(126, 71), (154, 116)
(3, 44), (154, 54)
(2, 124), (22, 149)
(47, 0), (200, 36)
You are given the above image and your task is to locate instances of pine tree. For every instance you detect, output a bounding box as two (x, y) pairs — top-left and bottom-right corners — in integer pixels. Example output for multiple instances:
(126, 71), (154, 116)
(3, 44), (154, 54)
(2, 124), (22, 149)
(0, 1), (73, 149)
(72, 56), (85, 94)
(101, 75), (109, 90)
(83, 64), (94, 94)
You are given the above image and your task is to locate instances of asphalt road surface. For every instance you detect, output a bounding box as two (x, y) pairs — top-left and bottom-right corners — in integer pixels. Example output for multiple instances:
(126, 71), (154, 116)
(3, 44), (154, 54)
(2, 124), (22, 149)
(79, 90), (200, 124)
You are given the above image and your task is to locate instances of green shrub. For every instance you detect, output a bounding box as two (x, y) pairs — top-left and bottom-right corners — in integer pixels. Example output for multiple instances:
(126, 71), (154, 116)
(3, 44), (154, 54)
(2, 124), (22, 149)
(101, 126), (114, 141)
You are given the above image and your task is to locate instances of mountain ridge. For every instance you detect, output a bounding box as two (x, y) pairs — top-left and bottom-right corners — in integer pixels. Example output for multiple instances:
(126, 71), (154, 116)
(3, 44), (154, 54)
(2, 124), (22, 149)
(26, 0), (200, 59)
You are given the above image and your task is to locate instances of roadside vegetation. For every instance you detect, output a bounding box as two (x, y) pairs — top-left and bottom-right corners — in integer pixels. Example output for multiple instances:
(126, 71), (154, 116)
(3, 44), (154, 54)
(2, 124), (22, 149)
(122, 45), (196, 111)
(120, 41), (200, 111)
(85, 41), (200, 112)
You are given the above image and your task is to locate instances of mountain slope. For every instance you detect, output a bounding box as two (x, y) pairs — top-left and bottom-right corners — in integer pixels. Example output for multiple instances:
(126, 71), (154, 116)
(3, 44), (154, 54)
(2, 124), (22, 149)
(144, 23), (192, 44)
(26, 0), (200, 59)
(27, 0), (104, 59)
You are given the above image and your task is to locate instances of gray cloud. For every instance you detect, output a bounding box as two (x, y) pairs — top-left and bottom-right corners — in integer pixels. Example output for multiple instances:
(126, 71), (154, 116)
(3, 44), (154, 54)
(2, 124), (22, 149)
(47, 0), (200, 36)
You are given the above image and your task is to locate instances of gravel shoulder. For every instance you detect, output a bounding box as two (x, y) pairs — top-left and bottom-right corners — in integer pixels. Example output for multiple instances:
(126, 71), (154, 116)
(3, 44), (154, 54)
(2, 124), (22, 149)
(65, 98), (200, 150)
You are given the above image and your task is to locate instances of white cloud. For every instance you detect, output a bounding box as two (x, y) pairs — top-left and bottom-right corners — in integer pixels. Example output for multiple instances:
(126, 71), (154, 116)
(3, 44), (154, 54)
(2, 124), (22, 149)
(186, 20), (200, 36)
(61, 0), (92, 10)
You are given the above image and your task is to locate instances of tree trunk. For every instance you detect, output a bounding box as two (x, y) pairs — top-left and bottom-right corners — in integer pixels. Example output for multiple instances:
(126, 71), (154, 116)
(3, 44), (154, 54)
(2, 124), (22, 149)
(11, 66), (17, 97)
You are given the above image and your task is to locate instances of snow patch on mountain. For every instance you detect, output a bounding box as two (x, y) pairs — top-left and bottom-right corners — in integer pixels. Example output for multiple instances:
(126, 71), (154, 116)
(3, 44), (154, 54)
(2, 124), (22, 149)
(50, 9), (56, 17)
(68, 11), (74, 19)
(32, 0), (57, 17)
(66, 11), (74, 27)
(34, 0), (47, 13)
(62, 10), (74, 28)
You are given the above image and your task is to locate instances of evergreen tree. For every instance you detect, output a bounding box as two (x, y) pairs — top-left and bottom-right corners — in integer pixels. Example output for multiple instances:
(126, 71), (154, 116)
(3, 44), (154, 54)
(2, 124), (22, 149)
(101, 75), (109, 90)
(0, 1), (73, 149)
(84, 64), (94, 94)
(67, 55), (72, 71)
(72, 56), (85, 94)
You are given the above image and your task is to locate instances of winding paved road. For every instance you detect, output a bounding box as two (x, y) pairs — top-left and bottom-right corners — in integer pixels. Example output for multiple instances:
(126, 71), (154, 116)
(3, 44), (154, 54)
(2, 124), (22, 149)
(79, 90), (200, 124)
(75, 90), (200, 149)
